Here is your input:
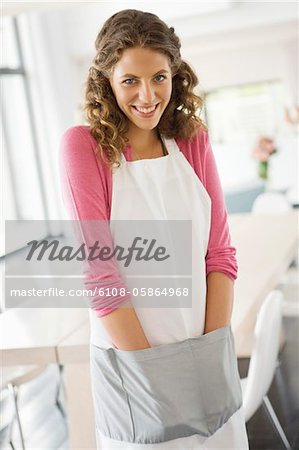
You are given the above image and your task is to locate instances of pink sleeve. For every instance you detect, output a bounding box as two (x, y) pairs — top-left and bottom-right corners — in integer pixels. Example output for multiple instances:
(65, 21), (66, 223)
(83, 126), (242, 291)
(202, 132), (238, 281)
(59, 126), (131, 316)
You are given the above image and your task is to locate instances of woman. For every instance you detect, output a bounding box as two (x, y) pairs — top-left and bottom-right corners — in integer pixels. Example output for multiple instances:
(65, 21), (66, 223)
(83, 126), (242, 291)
(60, 9), (249, 449)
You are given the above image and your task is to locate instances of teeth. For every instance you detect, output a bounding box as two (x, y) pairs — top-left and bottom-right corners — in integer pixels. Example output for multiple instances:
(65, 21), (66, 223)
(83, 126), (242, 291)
(134, 105), (156, 113)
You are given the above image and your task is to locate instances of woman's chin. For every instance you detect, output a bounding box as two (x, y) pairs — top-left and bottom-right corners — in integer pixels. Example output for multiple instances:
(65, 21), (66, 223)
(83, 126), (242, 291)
(128, 117), (161, 131)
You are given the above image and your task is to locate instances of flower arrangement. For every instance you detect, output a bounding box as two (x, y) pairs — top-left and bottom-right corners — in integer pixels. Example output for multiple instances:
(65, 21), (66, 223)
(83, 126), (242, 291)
(252, 137), (277, 180)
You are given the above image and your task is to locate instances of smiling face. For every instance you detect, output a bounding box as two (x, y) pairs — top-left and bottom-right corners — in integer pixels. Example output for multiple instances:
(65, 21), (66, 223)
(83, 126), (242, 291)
(109, 47), (173, 133)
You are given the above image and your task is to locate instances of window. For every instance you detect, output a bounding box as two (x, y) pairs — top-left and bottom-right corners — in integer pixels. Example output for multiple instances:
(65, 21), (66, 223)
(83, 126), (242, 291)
(1, 17), (49, 256)
(204, 80), (288, 144)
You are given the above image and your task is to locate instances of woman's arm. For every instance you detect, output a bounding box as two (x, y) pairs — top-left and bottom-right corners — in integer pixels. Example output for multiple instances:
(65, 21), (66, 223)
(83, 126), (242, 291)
(204, 272), (234, 334)
(201, 131), (238, 333)
(60, 126), (150, 351)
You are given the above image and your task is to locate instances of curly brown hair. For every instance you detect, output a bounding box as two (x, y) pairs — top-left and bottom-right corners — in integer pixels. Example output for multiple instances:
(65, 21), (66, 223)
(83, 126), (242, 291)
(84, 9), (206, 167)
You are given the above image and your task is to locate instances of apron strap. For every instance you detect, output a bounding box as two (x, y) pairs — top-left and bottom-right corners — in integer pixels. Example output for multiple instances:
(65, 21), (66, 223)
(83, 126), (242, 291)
(119, 152), (127, 164)
(160, 135), (180, 155)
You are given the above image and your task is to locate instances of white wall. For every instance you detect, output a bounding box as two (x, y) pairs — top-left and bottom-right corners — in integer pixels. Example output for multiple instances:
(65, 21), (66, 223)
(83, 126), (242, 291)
(183, 22), (297, 103)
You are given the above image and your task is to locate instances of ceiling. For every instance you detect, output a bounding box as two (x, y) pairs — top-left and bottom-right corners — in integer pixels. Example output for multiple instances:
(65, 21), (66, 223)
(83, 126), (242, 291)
(2, 1), (297, 63)
(2, 0), (234, 18)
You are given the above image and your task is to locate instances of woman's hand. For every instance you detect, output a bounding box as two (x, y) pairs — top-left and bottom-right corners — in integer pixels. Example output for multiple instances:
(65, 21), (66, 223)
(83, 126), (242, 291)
(100, 300), (151, 351)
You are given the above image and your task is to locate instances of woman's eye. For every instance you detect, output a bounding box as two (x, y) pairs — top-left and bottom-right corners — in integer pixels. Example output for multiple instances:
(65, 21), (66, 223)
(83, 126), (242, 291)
(155, 74), (166, 82)
(123, 78), (136, 85)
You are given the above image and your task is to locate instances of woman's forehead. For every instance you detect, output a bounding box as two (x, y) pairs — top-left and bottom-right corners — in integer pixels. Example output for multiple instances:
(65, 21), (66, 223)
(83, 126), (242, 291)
(113, 47), (171, 76)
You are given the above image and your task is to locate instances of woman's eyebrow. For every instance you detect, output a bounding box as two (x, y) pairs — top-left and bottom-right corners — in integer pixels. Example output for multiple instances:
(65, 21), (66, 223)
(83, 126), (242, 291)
(120, 69), (170, 78)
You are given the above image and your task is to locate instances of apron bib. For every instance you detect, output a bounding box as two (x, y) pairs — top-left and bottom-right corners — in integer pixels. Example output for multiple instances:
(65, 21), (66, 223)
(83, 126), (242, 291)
(89, 136), (246, 447)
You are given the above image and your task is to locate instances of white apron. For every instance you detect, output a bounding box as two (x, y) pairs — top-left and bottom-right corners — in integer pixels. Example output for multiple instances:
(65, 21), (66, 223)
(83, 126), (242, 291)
(89, 136), (249, 449)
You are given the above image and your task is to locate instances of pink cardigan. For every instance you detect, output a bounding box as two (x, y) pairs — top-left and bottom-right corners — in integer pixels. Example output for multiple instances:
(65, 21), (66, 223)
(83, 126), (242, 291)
(60, 125), (238, 316)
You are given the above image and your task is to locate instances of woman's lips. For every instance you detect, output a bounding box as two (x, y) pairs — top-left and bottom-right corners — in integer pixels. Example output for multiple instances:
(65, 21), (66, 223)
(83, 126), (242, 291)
(131, 103), (160, 118)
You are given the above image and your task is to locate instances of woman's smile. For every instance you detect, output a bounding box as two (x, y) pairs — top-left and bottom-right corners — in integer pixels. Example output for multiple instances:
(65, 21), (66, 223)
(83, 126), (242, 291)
(131, 103), (160, 118)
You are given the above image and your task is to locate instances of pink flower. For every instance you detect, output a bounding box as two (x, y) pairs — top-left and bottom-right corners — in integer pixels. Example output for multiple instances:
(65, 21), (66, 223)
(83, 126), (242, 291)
(252, 137), (277, 162)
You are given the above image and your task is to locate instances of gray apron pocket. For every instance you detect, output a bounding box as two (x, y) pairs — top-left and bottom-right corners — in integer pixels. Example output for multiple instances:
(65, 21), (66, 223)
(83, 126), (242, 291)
(90, 346), (135, 441)
(90, 325), (242, 444)
(191, 326), (243, 435)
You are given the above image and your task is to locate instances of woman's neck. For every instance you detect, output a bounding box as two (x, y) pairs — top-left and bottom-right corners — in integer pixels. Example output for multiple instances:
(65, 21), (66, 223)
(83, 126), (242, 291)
(126, 127), (160, 153)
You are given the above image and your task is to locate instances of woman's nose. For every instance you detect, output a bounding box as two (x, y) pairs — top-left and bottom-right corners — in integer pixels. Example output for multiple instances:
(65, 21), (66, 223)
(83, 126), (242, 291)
(138, 81), (155, 104)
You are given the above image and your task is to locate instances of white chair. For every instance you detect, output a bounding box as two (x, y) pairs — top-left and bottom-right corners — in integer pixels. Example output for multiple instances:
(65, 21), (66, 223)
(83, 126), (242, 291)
(0, 386), (15, 449)
(0, 364), (65, 449)
(241, 290), (292, 449)
(251, 192), (292, 214)
(0, 365), (47, 449)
